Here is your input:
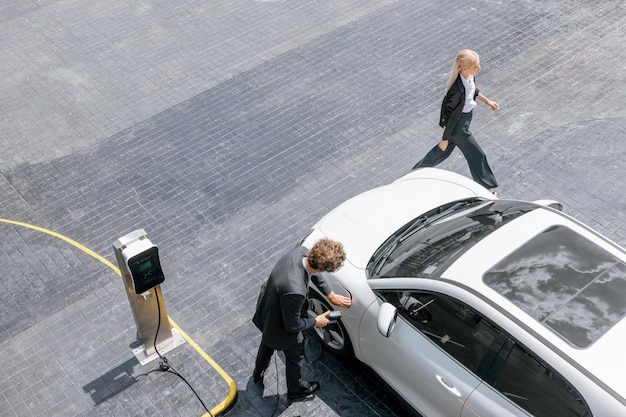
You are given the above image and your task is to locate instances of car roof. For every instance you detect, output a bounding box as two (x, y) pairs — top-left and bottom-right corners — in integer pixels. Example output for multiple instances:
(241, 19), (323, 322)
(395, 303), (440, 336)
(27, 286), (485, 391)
(443, 208), (626, 398)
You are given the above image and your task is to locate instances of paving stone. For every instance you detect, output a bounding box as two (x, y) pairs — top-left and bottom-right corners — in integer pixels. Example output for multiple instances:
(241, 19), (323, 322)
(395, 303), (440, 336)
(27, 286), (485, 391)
(1, 0), (625, 416)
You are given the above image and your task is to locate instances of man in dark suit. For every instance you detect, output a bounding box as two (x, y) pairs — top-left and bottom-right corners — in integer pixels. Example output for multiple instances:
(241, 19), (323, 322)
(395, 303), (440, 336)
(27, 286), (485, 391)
(252, 238), (352, 399)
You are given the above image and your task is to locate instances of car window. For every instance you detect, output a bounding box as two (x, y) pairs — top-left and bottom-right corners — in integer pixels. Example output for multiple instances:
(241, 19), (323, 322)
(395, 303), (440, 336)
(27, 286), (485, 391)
(378, 290), (505, 374)
(487, 339), (591, 417)
(378, 290), (592, 417)
(370, 200), (537, 279)
(483, 224), (626, 348)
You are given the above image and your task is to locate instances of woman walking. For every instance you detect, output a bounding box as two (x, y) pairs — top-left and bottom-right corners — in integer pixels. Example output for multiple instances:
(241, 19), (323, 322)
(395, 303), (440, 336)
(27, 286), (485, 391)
(412, 49), (500, 194)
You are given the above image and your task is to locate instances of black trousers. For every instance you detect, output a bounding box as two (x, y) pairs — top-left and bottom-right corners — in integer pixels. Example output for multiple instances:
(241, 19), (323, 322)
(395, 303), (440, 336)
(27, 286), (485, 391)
(412, 111), (498, 189)
(254, 335), (304, 392)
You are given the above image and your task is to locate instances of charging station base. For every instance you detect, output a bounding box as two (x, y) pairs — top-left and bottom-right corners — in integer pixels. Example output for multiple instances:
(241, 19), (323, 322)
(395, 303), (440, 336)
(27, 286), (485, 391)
(132, 327), (186, 366)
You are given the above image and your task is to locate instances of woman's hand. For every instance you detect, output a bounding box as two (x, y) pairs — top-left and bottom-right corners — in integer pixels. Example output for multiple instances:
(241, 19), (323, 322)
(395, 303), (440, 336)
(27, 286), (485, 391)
(487, 100), (499, 111)
(478, 92), (499, 111)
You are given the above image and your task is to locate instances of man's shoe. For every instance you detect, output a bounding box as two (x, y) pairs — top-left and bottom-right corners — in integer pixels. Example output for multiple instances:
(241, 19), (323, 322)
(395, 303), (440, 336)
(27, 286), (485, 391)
(287, 381), (320, 399)
(252, 371), (264, 383)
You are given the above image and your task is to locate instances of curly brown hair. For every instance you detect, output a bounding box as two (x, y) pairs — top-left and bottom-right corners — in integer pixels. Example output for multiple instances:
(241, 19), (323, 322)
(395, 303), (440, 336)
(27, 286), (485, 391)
(307, 238), (346, 272)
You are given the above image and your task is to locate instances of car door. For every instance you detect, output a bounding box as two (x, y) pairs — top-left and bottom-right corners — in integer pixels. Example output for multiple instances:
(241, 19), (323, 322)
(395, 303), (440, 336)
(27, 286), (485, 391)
(463, 338), (593, 417)
(358, 288), (508, 417)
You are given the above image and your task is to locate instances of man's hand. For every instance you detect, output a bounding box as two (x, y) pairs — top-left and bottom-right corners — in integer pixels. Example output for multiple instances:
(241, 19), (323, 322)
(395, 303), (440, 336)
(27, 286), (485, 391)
(315, 311), (330, 328)
(327, 291), (352, 307)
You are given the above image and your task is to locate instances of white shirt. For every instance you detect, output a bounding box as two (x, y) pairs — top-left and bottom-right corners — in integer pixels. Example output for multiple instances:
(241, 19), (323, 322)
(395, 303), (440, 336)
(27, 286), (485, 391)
(461, 74), (477, 113)
(303, 258), (313, 282)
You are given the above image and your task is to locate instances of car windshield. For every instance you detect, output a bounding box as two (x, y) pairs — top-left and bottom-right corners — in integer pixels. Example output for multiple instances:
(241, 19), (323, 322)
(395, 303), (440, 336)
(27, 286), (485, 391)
(368, 199), (538, 279)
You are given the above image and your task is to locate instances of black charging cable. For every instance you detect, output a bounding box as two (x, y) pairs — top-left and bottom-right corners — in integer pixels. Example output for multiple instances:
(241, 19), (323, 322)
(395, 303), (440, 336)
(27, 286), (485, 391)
(303, 330), (323, 364)
(265, 313), (335, 417)
(153, 289), (214, 417)
(304, 310), (342, 364)
(264, 331), (319, 417)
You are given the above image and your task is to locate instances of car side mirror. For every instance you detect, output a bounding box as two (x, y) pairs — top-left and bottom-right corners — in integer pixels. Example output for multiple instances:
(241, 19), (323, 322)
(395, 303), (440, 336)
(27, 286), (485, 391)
(377, 302), (398, 337)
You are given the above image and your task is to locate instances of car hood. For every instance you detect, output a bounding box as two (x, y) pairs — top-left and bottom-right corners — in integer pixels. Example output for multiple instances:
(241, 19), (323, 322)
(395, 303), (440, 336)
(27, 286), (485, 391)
(316, 170), (492, 270)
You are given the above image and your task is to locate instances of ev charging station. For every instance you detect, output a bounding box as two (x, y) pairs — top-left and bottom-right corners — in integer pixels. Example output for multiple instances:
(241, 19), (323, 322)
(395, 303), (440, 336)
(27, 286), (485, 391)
(113, 229), (185, 365)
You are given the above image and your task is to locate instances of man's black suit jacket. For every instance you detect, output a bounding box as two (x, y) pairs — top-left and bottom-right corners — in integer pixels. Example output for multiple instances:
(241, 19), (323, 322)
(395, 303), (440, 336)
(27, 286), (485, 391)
(253, 246), (332, 350)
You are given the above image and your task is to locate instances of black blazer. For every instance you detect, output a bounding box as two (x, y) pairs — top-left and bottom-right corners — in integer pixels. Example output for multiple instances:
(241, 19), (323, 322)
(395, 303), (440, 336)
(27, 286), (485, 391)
(439, 75), (480, 141)
(252, 246), (332, 350)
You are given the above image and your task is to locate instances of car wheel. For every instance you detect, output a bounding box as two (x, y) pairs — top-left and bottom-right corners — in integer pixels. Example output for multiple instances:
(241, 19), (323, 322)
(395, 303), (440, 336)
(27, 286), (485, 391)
(308, 289), (353, 357)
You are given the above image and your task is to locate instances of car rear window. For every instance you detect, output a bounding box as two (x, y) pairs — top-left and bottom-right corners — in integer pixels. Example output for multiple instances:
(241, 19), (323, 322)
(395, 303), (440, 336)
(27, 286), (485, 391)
(483, 225), (626, 348)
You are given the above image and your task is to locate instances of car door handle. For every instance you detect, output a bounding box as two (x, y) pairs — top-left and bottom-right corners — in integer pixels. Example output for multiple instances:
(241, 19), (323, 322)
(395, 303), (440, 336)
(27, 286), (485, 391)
(435, 374), (461, 398)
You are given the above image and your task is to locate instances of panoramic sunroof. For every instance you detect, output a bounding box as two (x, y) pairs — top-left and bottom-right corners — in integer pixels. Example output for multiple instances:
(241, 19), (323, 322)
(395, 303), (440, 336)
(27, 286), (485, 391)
(483, 225), (626, 348)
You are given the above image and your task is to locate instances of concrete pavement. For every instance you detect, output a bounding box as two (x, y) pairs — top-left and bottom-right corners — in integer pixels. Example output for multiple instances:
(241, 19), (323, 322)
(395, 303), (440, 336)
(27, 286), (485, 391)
(1, 0), (625, 416)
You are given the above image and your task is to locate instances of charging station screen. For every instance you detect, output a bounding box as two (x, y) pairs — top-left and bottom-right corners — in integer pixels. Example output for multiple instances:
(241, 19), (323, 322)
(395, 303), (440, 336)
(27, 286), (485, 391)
(127, 246), (165, 294)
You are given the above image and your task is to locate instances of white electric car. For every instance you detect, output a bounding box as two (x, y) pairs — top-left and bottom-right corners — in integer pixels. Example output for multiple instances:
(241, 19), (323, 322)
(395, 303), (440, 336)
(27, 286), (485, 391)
(303, 167), (626, 417)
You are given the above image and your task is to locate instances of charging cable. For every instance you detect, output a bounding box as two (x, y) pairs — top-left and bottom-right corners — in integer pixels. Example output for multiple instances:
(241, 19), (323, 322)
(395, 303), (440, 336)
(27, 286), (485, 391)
(304, 310), (342, 364)
(265, 319), (329, 417)
(154, 290), (214, 417)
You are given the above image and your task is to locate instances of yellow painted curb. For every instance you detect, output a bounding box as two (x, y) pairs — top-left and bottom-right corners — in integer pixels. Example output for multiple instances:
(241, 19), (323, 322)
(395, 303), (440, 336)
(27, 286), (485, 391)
(0, 218), (237, 417)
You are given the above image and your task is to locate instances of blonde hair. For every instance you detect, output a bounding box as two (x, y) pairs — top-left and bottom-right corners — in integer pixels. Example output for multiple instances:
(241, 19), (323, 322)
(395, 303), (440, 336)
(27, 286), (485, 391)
(446, 49), (479, 91)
